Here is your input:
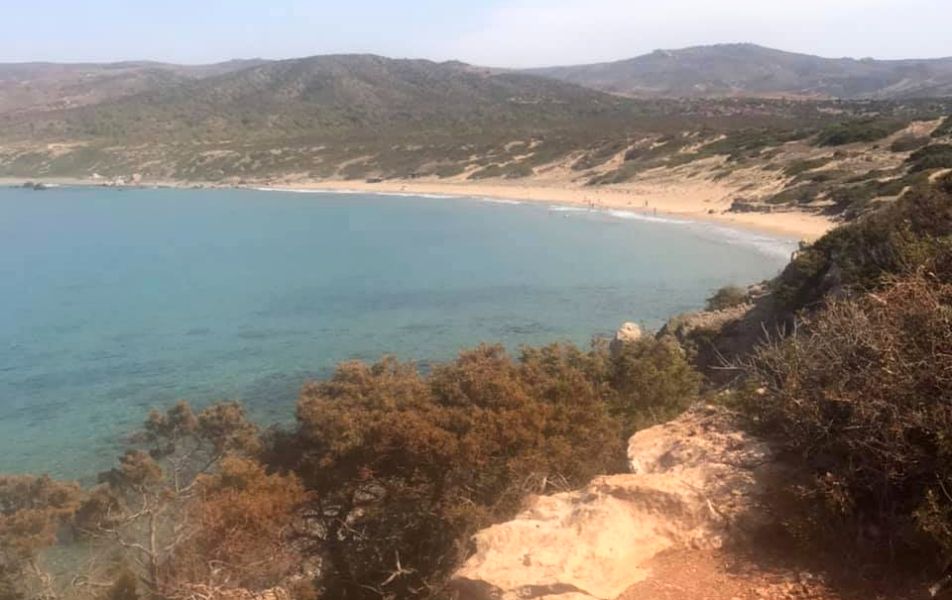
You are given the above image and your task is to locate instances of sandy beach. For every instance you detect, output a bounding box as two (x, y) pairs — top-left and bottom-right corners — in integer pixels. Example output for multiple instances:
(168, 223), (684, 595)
(269, 178), (833, 242)
(2, 175), (834, 242)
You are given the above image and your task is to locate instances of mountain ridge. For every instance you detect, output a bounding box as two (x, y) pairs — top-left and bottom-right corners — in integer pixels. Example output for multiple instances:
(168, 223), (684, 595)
(524, 43), (952, 99)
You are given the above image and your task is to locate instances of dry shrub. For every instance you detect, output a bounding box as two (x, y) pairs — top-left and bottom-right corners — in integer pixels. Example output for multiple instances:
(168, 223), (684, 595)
(170, 457), (310, 592)
(743, 274), (952, 559)
(0, 475), (83, 599)
(272, 339), (699, 598)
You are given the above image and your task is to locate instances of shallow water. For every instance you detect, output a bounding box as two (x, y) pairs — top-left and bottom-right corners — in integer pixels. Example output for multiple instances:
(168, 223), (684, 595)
(0, 186), (794, 478)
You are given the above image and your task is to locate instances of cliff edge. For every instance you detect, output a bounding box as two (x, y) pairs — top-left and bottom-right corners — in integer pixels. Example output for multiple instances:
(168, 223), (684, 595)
(450, 406), (787, 600)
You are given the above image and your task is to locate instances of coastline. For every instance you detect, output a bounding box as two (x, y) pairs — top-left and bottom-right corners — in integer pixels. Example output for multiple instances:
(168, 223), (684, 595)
(269, 179), (832, 242)
(0, 175), (834, 242)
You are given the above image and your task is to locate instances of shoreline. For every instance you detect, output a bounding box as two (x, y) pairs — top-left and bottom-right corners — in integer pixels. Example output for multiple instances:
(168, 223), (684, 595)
(0, 176), (834, 242)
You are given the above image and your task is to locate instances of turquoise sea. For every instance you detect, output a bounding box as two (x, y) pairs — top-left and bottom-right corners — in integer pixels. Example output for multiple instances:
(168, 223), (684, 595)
(0, 186), (794, 478)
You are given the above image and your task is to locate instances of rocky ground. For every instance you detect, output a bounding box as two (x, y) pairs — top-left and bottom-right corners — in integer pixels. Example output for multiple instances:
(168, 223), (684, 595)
(450, 406), (928, 600)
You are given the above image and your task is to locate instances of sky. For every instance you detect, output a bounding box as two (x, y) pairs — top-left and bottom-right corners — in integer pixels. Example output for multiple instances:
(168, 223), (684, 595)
(3, 0), (951, 67)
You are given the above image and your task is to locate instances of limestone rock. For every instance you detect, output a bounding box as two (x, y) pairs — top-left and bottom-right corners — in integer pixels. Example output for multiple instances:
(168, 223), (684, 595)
(450, 407), (776, 600)
(609, 322), (643, 354)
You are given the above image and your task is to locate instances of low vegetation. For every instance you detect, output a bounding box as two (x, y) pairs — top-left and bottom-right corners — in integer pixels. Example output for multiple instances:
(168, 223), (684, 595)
(743, 273), (952, 560)
(705, 285), (749, 311)
(814, 118), (907, 147)
(773, 174), (952, 310)
(889, 134), (930, 153)
(933, 116), (952, 139)
(740, 175), (952, 567)
(0, 338), (700, 600)
(906, 143), (952, 172)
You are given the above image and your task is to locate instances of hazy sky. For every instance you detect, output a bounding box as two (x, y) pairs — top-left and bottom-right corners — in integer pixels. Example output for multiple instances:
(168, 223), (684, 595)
(4, 0), (951, 67)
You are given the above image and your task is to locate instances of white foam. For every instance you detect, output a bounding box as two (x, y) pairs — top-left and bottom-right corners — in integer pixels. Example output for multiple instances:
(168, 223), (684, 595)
(548, 206), (590, 213)
(254, 187), (457, 200)
(252, 187), (797, 259)
(549, 204), (797, 258)
(477, 197), (523, 205)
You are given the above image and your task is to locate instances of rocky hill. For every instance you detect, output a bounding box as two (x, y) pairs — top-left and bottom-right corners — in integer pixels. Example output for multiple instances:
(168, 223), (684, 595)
(1, 55), (636, 143)
(0, 59), (265, 116)
(1, 51), (951, 227)
(526, 43), (952, 99)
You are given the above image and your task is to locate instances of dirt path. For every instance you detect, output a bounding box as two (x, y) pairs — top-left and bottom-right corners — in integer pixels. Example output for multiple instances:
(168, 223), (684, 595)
(619, 548), (919, 600)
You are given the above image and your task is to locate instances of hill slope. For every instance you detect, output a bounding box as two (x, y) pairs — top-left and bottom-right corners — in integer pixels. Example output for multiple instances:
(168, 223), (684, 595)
(0, 59), (266, 116)
(5, 54), (637, 143)
(526, 44), (952, 99)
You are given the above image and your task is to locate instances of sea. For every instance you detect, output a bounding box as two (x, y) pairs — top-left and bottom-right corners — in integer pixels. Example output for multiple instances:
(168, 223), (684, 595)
(0, 186), (795, 478)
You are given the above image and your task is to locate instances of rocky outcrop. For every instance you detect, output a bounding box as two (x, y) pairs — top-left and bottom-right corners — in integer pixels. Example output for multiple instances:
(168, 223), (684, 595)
(657, 303), (752, 343)
(451, 406), (777, 600)
(609, 322), (643, 354)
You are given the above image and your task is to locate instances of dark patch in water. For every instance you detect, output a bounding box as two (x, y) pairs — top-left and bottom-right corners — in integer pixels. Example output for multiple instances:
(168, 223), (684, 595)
(398, 322), (449, 335)
(503, 322), (551, 335)
(237, 328), (306, 341)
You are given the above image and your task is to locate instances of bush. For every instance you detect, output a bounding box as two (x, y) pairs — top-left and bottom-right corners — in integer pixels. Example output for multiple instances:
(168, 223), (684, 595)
(932, 116), (952, 139)
(2, 343), (701, 600)
(705, 285), (748, 311)
(0, 476), (83, 599)
(774, 180), (952, 311)
(889, 135), (929, 153)
(606, 338), (702, 433)
(783, 157), (832, 177)
(906, 143), (952, 172)
(272, 339), (699, 598)
(814, 118), (907, 147)
(742, 274), (952, 558)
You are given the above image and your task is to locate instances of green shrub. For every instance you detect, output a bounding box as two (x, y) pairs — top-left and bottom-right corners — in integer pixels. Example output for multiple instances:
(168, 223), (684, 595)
(705, 285), (748, 311)
(932, 116), (952, 139)
(606, 339), (701, 433)
(765, 183), (823, 206)
(572, 139), (631, 171)
(889, 135), (929, 153)
(906, 143), (952, 172)
(468, 161), (533, 180)
(783, 157), (832, 177)
(814, 118), (907, 147)
(773, 180), (952, 311)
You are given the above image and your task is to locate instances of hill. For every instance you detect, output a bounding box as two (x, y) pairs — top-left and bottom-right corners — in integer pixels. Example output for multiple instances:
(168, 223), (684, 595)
(0, 53), (850, 183)
(0, 59), (266, 116)
(1, 52), (951, 230)
(525, 43), (952, 99)
(2, 54), (641, 142)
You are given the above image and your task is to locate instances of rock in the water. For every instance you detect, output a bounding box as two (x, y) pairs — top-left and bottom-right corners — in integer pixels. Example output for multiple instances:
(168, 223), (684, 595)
(450, 406), (776, 600)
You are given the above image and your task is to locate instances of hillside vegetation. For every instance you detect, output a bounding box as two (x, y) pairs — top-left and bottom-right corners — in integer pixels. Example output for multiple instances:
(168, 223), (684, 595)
(527, 43), (952, 100)
(0, 338), (700, 600)
(737, 174), (952, 568)
(0, 60), (264, 116)
(3, 53), (952, 223)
